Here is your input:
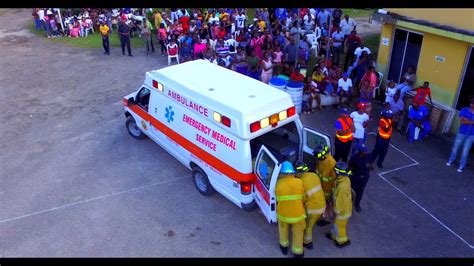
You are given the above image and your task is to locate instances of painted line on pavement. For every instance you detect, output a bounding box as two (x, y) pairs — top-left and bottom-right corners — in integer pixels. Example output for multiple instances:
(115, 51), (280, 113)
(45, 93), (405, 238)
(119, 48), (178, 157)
(369, 132), (474, 249)
(0, 176), (189, 225)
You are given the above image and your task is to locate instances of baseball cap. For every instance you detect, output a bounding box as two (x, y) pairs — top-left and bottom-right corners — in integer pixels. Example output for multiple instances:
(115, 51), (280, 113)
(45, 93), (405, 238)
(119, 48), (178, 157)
(339, 107), (349, 115)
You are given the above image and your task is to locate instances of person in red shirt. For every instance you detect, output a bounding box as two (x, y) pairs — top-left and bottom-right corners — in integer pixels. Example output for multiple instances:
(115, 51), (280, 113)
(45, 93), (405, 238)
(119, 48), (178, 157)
(178, 12), (190, 34)
(290, 66), (305, 82)
(412, 81), (433, 106)
(217, 24), (226, 40)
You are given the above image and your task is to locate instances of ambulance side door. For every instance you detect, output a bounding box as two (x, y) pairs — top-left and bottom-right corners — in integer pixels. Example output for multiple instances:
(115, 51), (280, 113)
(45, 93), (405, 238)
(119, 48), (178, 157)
(301, 127), (332, 172)
(134, 86), (152, 133)
(253, 145), (281, 224)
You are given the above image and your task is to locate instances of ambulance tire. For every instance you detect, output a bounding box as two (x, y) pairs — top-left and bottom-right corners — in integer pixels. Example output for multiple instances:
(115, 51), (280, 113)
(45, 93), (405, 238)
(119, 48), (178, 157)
(192, 167), (215, 196)
(126, 117), (146, 140)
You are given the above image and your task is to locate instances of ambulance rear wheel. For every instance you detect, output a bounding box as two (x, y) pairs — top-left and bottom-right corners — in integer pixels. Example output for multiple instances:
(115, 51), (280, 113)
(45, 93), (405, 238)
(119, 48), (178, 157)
(192, 168), (215, 196)
(126, 117), (146, 140)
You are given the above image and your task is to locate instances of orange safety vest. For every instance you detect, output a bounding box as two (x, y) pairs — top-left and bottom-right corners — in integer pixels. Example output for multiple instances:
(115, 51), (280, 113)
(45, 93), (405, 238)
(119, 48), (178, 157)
(378, 118), (393, 139)
(335, 117), (354, 143)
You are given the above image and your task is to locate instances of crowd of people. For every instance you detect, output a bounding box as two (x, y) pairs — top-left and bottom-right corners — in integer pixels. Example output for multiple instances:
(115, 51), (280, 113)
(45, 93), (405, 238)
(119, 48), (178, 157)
(32, 7), (474, 258)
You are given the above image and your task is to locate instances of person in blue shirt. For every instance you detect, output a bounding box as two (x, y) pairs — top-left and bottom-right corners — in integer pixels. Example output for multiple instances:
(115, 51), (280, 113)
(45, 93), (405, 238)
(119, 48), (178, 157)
(407, 102), (431, 143)
(447, 97), (474, 173)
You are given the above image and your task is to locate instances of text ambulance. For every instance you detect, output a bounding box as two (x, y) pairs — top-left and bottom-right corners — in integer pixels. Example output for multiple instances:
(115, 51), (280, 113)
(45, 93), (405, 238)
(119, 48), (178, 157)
(122, 60), (331, 224)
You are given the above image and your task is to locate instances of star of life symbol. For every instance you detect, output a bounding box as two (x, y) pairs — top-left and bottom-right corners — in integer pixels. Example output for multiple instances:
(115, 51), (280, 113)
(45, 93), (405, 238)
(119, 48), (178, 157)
(165, 106), (175, 123)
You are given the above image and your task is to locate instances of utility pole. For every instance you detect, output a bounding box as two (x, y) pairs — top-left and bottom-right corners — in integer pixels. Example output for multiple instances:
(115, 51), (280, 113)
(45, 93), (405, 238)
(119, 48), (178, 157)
(326, 9), (332, 61)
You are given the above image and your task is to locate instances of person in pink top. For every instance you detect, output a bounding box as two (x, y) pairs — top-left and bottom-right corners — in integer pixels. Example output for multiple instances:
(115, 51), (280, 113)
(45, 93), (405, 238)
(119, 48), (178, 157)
(272, 45), (284, 76)
(158, 23), (168, 56)
(250, 32), (264, 59)
(193, 38), (207, 59)
(260, 50), (274, 84)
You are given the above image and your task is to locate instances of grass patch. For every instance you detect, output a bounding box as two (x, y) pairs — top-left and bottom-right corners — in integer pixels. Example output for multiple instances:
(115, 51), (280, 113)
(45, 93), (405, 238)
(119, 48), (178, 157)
(364, 32), (381, 58)
(28, 23), (145, 49)
(341, 8), (377, 18)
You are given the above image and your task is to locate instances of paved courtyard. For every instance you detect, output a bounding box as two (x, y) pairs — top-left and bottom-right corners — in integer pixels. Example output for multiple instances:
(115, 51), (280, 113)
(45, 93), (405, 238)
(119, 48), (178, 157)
(0, 9), (472, 257)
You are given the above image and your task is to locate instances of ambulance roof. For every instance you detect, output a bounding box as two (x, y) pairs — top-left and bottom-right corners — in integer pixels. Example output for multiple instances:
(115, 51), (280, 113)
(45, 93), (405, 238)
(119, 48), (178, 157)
(147, 60), (296, 139)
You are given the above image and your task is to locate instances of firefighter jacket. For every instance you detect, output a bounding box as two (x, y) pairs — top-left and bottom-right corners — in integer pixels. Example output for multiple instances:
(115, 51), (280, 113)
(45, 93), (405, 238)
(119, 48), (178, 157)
(300, 172), (326, 215)
(333, 175), (353, 220)
(315, 154), (337, 199)
(275, 174), (307, 223)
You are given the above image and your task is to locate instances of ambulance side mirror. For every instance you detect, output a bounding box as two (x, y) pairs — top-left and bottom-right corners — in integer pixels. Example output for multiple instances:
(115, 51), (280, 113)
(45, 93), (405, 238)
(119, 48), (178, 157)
(128, 97), (136, 105)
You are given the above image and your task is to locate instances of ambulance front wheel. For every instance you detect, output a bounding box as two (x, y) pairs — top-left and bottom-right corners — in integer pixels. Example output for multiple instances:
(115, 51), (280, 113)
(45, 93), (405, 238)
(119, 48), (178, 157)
(192, 167), (215, 196)
(126, 117), (146, 140)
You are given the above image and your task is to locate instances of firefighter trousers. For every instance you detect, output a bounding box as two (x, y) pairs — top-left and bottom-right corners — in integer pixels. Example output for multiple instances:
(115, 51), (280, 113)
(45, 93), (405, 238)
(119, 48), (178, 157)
(304, 213), (323, 244)
(278, 219), (306, 255)
(331, 217), (350, 244)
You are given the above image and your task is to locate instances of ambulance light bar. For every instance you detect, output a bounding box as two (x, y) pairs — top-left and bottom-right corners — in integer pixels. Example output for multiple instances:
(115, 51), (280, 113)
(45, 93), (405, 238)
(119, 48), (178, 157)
(250, 106), (296, 133)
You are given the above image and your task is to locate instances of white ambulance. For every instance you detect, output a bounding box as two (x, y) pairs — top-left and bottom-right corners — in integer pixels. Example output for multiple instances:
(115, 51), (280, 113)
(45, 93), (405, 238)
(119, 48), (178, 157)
(122, 60), (331, 224)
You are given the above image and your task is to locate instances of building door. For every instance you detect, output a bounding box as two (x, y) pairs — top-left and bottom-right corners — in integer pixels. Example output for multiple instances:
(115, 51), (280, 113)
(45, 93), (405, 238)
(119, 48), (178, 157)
(455, 46), (474, 110)
(388, 28), (424, 83)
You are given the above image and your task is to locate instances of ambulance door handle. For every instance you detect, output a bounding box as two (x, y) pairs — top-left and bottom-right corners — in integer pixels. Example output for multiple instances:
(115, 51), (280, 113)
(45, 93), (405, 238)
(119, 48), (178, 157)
(271, 203), (275, 211)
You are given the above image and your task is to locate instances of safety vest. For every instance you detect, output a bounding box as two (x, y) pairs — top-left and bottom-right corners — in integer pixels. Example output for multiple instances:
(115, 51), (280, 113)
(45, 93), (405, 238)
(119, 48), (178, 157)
(378, 118), (393, 139)
(300, 172), (326, 215)
(333, 175), (352, 220)
(315, 154), (337, 200)
(275, 175), (307, 223)
(335, 117), (354, 143)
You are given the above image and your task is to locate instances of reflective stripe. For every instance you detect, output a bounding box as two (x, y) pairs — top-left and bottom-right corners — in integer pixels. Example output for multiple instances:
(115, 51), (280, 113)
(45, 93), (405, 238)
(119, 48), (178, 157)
(306, 185), (322, 197)
(277, 195), (303, 201)
(277, 214), (306, 223)
(336, 236), (349, 243)
(336, 213), (351, 220)
(321, 176), (332, 182)
(336, 133), (353, 139)
(280, 240), (289, 247)
(307, 207), (326, 215)
(292, 246), (303, 254)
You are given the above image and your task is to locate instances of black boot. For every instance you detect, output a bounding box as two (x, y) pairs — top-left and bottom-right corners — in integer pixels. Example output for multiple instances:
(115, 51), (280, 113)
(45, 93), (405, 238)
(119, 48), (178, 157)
(293, 252), (304, 258)
(325, 233), (334, 241)
(377, 163), (383, 169)
(279, 245), (288, 255)
(303, 242), (313, 250)
(355, 205), (361, 213)
(335, 240), (351, 248)
(317, 220), (331, 227)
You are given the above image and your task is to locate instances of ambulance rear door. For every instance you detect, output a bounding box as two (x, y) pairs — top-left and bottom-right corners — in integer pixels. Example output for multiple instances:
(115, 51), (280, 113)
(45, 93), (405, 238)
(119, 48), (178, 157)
(301, 127), (332, 172)
(253, 145), (281, 224)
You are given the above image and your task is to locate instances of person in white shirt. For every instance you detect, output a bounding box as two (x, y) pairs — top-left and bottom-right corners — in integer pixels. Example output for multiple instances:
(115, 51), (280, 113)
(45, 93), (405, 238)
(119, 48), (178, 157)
(354, 42), (371, 61)
(340, 14), (356, 38)
(338, 72), (354, 107)
(235, 12), (246, 31)
(389, 92), (405, 131)
(350, 102), (370, 156)
(331, 26), (344, 65)
(385, 80), (398, 103)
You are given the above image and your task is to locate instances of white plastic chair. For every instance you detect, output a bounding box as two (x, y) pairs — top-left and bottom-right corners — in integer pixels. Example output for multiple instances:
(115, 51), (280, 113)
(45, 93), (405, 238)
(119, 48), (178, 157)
(306, 33), (319, 56)
(166, 43), (180, 65)
(209, 39), (217, 51)
(225, 39), (238, 55)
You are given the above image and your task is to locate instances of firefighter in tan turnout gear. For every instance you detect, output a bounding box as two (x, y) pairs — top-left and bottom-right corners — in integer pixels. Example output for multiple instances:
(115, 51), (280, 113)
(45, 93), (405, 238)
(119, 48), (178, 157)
(325, 161), (353, 248)
(314, 144), (337, 227)
(293, 161), (326, 251)
(275, 161), (307, 258)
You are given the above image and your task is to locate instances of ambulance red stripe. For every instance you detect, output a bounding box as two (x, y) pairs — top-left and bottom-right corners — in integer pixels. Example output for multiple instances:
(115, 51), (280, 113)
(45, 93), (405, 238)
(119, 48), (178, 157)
(129, 104), (256, 184)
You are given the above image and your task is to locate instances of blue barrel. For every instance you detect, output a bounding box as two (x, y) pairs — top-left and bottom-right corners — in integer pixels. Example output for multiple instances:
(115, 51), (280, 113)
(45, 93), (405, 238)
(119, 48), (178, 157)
(286, 82), (304, 114)
(269, 77), (287, 91)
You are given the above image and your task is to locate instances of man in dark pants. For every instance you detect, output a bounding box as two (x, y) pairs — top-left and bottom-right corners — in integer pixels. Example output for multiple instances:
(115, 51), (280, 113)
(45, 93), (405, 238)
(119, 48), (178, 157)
(370, 109), (394, 169)
(334, 108), (355, 163)
(99, 21), (110, 55)
(118, 19), (133, 57)
(348, 143), (371, 213)
(343, 30), (362, 72)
